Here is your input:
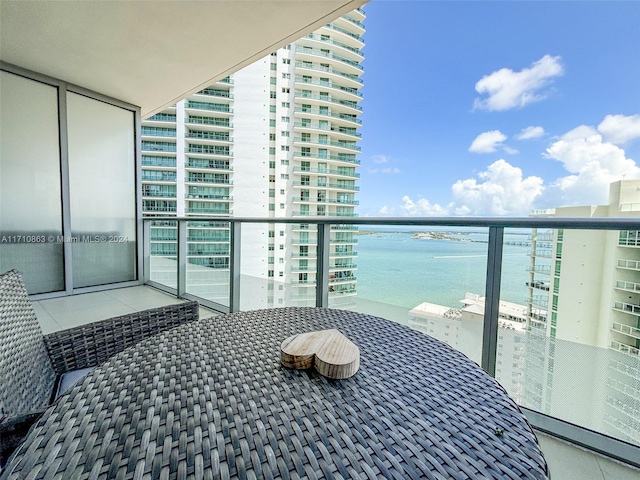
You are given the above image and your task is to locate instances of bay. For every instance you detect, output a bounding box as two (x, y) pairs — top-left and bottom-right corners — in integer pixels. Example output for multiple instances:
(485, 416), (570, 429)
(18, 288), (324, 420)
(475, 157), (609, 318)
(353, 230), (531, 309)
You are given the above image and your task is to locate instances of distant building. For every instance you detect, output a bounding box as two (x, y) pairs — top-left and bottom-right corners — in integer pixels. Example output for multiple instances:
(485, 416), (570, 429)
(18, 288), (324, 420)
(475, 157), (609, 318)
(526, 179), (640, 445)
(141, 10), (365, 309)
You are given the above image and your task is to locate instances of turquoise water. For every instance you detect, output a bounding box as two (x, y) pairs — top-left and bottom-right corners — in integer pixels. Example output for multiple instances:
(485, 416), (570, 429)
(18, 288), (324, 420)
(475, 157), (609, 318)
(354, 230), (530, 309)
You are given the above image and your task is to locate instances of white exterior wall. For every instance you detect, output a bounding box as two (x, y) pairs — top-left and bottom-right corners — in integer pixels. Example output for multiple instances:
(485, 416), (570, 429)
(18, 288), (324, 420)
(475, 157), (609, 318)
(233, 58), (271, 287)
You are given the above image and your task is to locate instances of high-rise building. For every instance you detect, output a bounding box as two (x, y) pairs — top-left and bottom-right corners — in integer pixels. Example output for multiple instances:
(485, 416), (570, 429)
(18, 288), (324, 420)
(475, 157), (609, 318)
(141, 9), (365, 310)
(526, 179), (640, 445)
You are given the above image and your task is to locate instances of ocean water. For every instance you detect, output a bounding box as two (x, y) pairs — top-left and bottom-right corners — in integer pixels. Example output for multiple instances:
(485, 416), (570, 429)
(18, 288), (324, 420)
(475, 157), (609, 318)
(354, 230), (531, 309)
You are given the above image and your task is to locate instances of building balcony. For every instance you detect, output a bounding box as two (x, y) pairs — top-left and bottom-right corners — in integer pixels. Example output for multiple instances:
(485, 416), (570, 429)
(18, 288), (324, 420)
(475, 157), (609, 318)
(293, 136), (361, 152)
(300, 33), (364, 60)
(294, 93), (362, 113)
(293, 122), (360, 140)
(185, 116), (233, 129)
(618, 259), (640, 271)
(292, 181), (359, 191)
(193, 88), (233, 99)
(185, 101), (233, 115)
(610, 340), (640, 357)
(294, 106), (362, 126)
(615, 280), (640, 293)
(145, 113), (177, 123)
(292, 197), (359, 205)
(185, 159), (232, 171)
(142, 156), (177, 168)
(293, 166), (360, 178)
(294, 62), (362, 88)
(611, 321), (640, 340)
(186, 132), (233, 143)
(294, 47), (363, 74)
(293, 76), (362, 100)
(319, 23), (364, 47)
(293, 151), (360, 165)
(141, 127), (177, 138)
(613, 301), (640, 315)
(527, 265), (552, 275)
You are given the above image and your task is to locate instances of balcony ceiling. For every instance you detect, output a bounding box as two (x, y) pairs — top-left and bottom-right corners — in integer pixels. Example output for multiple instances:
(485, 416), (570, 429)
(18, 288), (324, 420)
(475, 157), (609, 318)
(0, 0), (366, 117)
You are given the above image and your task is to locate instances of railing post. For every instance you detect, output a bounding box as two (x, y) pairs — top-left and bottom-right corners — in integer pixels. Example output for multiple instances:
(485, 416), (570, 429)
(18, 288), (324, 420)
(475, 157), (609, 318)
(481, 226), (504, 377)
(316, 223), (330, 308)
(177, 220), (187, 297)
(143, 220), (151, 283)
(229, 221), (241, 312)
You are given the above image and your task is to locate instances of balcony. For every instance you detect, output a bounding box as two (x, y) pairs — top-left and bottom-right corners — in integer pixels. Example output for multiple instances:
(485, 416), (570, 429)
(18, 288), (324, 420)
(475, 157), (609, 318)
(293, 151), (360, 165)
(293, 136), (361, 151)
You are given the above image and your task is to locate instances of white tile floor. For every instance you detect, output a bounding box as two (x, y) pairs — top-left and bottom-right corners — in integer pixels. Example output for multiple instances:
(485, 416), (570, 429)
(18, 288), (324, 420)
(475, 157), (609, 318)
(33, 285), (216, 335)
(33, 286), (640, 479)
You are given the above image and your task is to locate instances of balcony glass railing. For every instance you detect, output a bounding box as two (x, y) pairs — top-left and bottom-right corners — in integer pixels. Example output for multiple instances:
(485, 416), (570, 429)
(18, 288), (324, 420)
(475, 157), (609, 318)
(294, 62), (363, 84)
(294, 107), (361, 124)
(293, 151), (360, 164)
(185, 101), (232, 113)
(141, 218), (640, 467)
(294, 77), (362, 97)
(196, 88), (233, 99)
(293, 136), (361, 151)
(294, 93), (362, 111)
(322, 23), (365, 43)
(186, 116), (232, 127)
(303, 33), (364, 56)
(295, 47), (363, 70)
(293, 122), (361, 138)
(292, 181), (359, 190)
(293, 167), (360, 178)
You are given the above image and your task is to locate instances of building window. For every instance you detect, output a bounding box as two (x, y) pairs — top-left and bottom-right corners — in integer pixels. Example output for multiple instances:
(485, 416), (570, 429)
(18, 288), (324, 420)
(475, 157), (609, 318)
(281, 174), (289, 179)
(280, 230), (284, 236)
(281, 145), (289, 151)
(270, 77), (276, 85)
(282, 87), (290, 94)
(280, 189), (285, 195)
(281, 159), (289, 165)
(270, 91), (276, 99)
(280, 203), (285, 209)
(269, 204), (275, 211)
(269, 105), (276, 113)
(279, 271), (284, 277)
(269, 119), (276, 127)
(281, 116), (289, 123)
(281, 131), (290, 137)
(269, 133), (276, 141)
(268, 231), (275, 238)
(268, 257), (274, 264)
(282, 58), (290, 64)
(281, 102), (290, 108)
(279, 244), (284, 250)
(282, 73), (290, 79)
(269, 175), (275, 182)
(269, 161), (276, 168)
(268, 270), (274, 277)
(279, 258), (284, 264)
(269, 147), (276, 154)
(270, 63), (277, 70)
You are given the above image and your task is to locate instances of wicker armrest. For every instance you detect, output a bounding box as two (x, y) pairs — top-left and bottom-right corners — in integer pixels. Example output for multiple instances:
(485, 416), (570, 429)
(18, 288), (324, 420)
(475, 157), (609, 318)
(43, 301), (200, 374)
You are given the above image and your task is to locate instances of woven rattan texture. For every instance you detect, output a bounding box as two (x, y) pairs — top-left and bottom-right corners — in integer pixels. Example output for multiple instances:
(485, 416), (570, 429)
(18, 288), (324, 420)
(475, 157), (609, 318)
(3, 307), (548, 479)
(43, 301), (200, 375)
(0, 270), (55, 420)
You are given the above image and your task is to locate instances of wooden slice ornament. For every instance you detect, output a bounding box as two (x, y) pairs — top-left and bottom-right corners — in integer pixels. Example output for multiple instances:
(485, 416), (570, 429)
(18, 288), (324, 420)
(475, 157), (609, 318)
(281, 329), (360, 379)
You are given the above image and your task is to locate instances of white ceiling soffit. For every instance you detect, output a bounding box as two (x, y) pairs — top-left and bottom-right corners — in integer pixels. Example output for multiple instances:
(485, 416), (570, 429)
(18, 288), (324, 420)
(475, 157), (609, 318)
(0, 0), (367, 117)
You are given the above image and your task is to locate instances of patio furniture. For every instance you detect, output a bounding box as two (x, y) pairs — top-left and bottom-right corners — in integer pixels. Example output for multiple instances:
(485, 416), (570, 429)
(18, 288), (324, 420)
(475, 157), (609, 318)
(0, 269), (200, 467)
(2, 306), (549, 479)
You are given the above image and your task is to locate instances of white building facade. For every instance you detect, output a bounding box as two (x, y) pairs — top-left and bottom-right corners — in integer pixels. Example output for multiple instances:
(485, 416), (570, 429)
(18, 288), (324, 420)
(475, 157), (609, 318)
(141, 9), (365, 309)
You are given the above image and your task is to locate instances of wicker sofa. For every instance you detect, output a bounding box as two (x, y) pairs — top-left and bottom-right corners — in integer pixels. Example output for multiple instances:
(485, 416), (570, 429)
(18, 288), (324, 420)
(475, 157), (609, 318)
(0, 269), (199, 467)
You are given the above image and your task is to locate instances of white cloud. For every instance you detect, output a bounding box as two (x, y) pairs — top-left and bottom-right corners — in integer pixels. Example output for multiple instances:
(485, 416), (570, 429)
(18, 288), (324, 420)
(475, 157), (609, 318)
(400, 196), (452, 216)
(503, 146), (519, 155)
(469, 130), (507, 153)
(544, 125), (640, 205)
(450, 160), (544, 215)
(516, 126), (545, 140)
(597, 114), (640, 145)
(371, 154), (390, 164)
(369, 167), (401, 174)
(473, 55), (564, 111)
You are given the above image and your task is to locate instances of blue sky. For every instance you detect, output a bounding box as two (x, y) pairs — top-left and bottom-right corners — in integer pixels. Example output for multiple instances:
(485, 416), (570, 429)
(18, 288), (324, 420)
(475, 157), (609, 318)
(357, 1), (640, 216)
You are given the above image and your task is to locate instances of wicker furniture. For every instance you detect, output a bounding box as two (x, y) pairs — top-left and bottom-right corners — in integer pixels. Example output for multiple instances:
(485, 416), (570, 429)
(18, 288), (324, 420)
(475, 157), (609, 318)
(0, 269), (200, 467)
(3, 307), (548, 479)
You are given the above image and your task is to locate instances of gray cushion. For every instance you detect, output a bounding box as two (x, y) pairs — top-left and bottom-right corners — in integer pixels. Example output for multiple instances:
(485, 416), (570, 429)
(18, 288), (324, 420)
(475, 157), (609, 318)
(56, 367), (95, 398)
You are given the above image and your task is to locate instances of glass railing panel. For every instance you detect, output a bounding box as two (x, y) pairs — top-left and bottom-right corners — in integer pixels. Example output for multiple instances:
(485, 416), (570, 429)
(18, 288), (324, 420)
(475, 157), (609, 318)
(185, 221), (231, 307)
(329, 225), (493, 363)
(149, 220), (178, 289)
(497, 228), (640, 449)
